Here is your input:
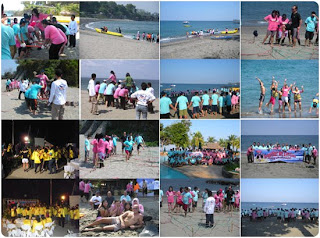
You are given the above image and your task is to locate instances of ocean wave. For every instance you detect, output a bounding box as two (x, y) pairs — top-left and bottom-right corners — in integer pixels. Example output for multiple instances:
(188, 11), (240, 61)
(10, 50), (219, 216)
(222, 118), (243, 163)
(85, 22), (96, 30)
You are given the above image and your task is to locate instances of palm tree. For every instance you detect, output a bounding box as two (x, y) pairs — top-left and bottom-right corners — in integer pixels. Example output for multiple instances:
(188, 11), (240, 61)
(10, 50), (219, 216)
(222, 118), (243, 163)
(207, 136), (216, 143)
(218, 138), (227, 148)
(227, 135), (239, 151)
(191, 131), (204, 148)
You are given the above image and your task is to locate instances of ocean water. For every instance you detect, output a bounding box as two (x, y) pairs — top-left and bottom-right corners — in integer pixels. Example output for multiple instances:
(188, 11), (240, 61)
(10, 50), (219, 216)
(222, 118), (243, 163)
(242, 202), (319, 210)
(241, 60), (319, 117)
(86, 20), (159, 39)
(241, 2), (318, 26)
(81, 77), (160, 97)
(241, 135), (319, 151)
(160, 165), (189, 179)
(160, 21), (239, 42)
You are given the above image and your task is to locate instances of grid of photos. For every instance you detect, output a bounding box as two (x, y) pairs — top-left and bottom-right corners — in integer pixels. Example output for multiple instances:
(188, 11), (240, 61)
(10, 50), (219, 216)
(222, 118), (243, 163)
(1, 0), (319, 238)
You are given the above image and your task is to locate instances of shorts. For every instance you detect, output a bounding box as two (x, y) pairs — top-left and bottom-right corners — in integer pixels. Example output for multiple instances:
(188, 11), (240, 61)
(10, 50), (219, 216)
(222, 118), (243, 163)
(282, 97), (289, 103)
(294, 100), (301, 103)
(125, 150), (130, 155)
(259, 94), (265, 103)
(160, 113), (170, 119)
(227, 105), (231, 112)
(278, 99), (283, 106)
(160, 201), (162, 207)
(30, 99), (37, 111)
(193, 106), (200, 114)
(111, 217), (121, 231)
(277, 217), (281, 220)
(176, 200), (183, 207)
(192, 201), (198, 208)
(137, 144), (142, 150)
(292, 28), (299, 38)
(179, 109), (188, 117)
(269, 97), (275, 105)
(22, 158), (29, 163)
(183, 204), (188, 211)
(85, 150), (89, 158)
(202, 105), (209, 111)
(93, 204), (99, 209)
(212, 105), (218, 112)
(18, 46), (27, 55)
(305, 31), (314, 40)
(267, 30), (276, 36)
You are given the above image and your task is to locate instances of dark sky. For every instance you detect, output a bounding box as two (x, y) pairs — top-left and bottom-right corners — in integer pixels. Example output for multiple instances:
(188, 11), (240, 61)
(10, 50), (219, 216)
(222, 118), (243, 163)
(2, 120), (79, 146)
(2, 179), (79, 204)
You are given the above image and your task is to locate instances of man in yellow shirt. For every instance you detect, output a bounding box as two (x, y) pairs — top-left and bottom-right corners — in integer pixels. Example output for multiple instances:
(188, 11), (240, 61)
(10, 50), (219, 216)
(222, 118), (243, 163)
(33, 148), (42, 173)
(73, 205), (80, 229)
(57, 206), (65, 228)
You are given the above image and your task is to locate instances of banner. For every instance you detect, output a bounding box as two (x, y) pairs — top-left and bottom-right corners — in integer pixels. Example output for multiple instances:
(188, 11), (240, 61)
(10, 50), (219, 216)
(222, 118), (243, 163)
(254, 149), (304, 163)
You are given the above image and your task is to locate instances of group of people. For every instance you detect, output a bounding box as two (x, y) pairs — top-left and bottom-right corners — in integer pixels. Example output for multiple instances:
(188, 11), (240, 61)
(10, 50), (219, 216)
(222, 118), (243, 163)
(80, 182), (150, 232)
(135, 31), (159, 43)
(262, 5), (318, 47)
(256, 76), (319, 115)
(160, 89), (240, 119)
(2, 142), (77, 176)
(5, 202), (80, 236)
(187, 28), (235, 37)
(2, 6), (78, 60)
(246, 142), (318, 165)
(84, 131), (146, 168)
(160, 186), (239, 227)
(166, 148), (235, 167)
(242, 207), (319, 223)
(6, 69), (69, 119)
(87, 72), (156, 120)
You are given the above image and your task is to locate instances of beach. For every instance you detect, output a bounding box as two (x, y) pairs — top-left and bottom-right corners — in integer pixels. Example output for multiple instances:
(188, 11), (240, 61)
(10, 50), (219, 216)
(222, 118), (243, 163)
(1, 81), (79, 120)
(241, 25), (319, 60)
(241, 153), (319, 178)
(81, 90), (159, 120)
(79, 18), (159, 59)
(160, 198), (240, 237)
(241, 216), (319, 236)
(167, 107), (239, 119)
(160, 35), (240, 59)
(80, 196), (159, 237)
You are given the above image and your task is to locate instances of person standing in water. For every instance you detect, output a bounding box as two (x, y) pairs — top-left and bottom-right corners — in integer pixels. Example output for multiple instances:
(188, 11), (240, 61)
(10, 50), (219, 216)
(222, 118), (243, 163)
(256, 77), (266, 114)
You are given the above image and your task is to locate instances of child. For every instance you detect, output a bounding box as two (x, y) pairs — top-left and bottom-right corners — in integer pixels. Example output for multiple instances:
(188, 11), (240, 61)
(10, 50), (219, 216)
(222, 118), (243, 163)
(166, 186), (175, 214)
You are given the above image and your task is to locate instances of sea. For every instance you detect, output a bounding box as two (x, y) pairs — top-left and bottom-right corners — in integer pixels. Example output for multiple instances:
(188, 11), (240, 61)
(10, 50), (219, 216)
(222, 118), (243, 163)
(86, 20), (159, 39)
(242, 202), (319, 210)
(241, 60), (319, 118)
(241, 135), (319, 151)
(241, 2), (318, 26)
(160, 21), (239, 43)
(81, 77), (160, 97)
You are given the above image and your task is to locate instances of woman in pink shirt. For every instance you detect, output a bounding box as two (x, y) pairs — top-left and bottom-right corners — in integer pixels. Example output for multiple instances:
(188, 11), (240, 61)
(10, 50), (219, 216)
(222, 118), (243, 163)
(95, 82), (100, 96)
(30, 8), (48, 40)
(281, 80), (293, 113)
(262, 10), (279, 46)
(108, 71), (116, 83)
(41, 20), (65, 59)
(119, 86), (129, 110)
(312, 146), (318, 165)
(113, 84), (122, 109)
(166, 186), (175, 214)
(278, 14), (290, 45)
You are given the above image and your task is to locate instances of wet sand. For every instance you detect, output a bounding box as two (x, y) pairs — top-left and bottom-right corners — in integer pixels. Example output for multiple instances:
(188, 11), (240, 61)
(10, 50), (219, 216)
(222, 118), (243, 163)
(241, 153), (319, 178)
(160, 198), (240, 237)
(241, 216), (319, 236)
(241, 25), (319, 60)
(80, 196), (159, 237)
(161, 34), (240, 59)
(1, 81), (79, 120)
(167, 107), (239, 119)
(81, 90), (159, 120)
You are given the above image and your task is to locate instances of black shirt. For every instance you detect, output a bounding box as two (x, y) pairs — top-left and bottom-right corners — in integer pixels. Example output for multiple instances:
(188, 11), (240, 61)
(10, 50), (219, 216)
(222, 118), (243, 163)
(120, 136), (127, 143)
(226, 189), (235, 200)
(291, 12), (301, 28)
(105, 196), (114, 208)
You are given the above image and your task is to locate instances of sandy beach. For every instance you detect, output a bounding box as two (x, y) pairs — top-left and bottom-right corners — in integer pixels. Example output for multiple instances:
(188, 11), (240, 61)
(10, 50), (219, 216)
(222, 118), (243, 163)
(160, 34), (240, 59)
(1, 81), (79, 120)
(241, 25), (319, 60)
(81, 90), (159, 120)
(241, 153), (319, 178)
(80, 196), (159, 237)
(160, 198), (240, 237)
(241, 216), (318, 236)
(167, 107), (239, 119)
(79, 18), (159, 59)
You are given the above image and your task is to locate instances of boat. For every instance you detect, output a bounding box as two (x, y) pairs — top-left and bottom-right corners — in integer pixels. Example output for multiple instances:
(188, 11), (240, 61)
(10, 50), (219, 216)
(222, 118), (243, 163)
(211, 35), (232, 40)
(55, 15), (80, 24)
(184, 25), (191, 27)
(281, 203), (287, 206)
(183, 21), (190, 24)
(95, 28), (123, 37)
(221, 29), (238, 34)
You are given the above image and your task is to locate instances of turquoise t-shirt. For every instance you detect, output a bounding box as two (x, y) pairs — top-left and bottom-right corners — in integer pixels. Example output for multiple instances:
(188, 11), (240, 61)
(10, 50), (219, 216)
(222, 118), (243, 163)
(182, 192), (192, 205)
(135, 136), (143, 144)
(12, 24), (20, 36)
(1, 24), (16, 59)
(29, 84), (42, 99)
(305, 16), (316, 32)
(160, 96), (172, 114)
(124, 140), (134, 151)
(176, 95), (188, 110)
(20, 25), (28, 41)
(62, 24), (70, 35)
(191, 96), (201, 107)
(218, 96), (224, 107)
(202, 94), (210, 106)
(211, 94), (219, 105)
(25, 88), (31, 98)
(98, 83), (107, 94)
(113, 137), (117, 146)
(105, 84), (115, 95)
(226, 94), (232, 106)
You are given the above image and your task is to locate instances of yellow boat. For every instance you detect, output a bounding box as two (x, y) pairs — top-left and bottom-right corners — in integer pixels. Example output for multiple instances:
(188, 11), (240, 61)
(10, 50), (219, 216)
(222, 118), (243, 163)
(95, 28), (123, 37)
(221, 29), (238, 34)
(54, 16), (80, 24)
(184, 25), (191, 27)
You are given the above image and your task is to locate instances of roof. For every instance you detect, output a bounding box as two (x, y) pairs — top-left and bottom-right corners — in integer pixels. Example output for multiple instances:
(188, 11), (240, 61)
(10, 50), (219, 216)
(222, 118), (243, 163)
(203, 142), (221, 150)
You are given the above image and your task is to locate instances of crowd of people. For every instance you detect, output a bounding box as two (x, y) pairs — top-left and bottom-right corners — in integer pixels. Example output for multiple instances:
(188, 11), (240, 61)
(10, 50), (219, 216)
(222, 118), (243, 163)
(87, 72), (156, 120)
(166, 148), (236, 167)
(80, 180), (151, 233)
(242, 207), (319, 223)
(262, 5), (318, 47)
(4, 202), (79, 236)
(160, 186), (239, 227)
(5, 69), (69, 119)
(256, 77), (319, 115)
(134, 31), (159, 43)
(84, 131), (146, 168)
(246, 142), (318, 164)
(2, 6), (78, 60)
(160, 89), (240, 119)
(2, 142), (78, 176)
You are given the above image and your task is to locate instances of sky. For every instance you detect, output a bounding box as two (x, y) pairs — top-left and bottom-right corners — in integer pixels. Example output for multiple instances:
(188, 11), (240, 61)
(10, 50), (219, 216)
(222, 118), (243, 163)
(161, 120), (240, 140)
(81, 60), (159, 80)
(117, 1), (159, 14)
(3, 1), (24, 12)
(161, 1), (240, 21)
(242, 179), (319, 203)
(161, 60), (239, 84)
(1, 60), (18, 74)
(242, 120), (319, 136)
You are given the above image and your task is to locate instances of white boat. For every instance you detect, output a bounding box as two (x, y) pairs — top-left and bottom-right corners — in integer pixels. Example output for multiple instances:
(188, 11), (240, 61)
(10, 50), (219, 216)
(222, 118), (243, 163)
(183, 21), (190, 24)
(170, 84), (176, 87)
(281, 203), (287, 206)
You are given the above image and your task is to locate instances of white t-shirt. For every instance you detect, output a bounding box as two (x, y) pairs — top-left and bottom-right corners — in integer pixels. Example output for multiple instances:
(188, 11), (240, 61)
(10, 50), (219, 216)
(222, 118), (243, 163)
(49, 79), (68, 105)
(204, 196), (215, 214)
(146, 87), (154, 96)
(19, 81), (28, 92)
(130, 90), (156, 106)
(90, 195), (102, 205)
(88, 79), (96, 97)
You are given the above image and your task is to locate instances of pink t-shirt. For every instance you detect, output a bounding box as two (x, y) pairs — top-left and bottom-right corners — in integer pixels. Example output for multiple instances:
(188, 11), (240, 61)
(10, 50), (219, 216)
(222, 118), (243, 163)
(84, 183), (91, 193)
(176, 191), (182, 203)
(58, 28), (67, 44)
(109, 74), (116, 83)
(44, 25), (65, 45)
(30, 13), (48, 31)
(36, 74), (49, 86)
(264, 15), (279, 31)
(166, 191), (175, 203)
(279, 18), (289, 32)
(94, 139), (108, 153)
(282, 87), (290, 97)
(79, 181), (85, 191)
(95, 85), (100, 93)
(118, 88), (128, 97)
(114, 87), (121, 99)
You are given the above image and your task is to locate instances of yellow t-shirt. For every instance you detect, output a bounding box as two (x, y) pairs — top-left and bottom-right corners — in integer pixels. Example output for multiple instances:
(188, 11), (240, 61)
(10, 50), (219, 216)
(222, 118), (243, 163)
(34, 207), (40, 216)
(69, 210), (74, 219)
(11, 208), (16, 217)
(23, 219), (31, 225)
(33, 152), (41, 164)
(16, 207), (22, 215)
(32, 221), (40, 233)
(46, 217), (52, 223)
(27, 209), (33, 217)
(73, 209), (80, 220)
(69, 150), (74, 159)
(22, 209), (27, 217)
